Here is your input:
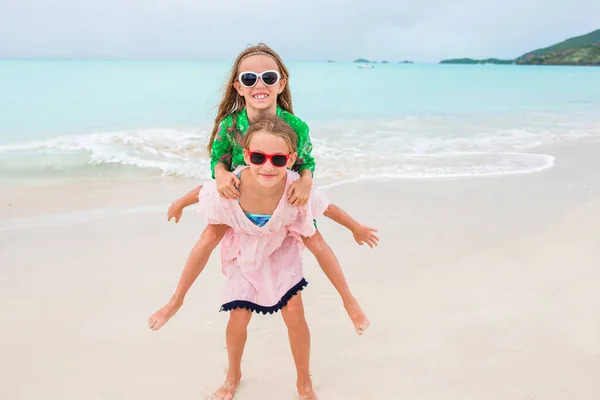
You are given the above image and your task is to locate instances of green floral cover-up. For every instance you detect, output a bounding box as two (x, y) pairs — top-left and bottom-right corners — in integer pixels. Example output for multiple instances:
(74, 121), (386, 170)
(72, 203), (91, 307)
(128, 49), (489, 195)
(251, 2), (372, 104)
(210, 107), (316, 179)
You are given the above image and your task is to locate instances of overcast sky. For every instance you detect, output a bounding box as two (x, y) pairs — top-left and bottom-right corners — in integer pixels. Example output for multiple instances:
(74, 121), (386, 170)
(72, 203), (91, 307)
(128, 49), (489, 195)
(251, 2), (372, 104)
(1, 0), (599, 62)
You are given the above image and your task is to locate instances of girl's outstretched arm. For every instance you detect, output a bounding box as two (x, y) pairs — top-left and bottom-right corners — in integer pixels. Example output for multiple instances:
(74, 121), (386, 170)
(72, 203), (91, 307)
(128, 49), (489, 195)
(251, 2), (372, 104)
(168, 185), (202, 223)
(168, 163), (240, 223)
(323, 204), (379, 248)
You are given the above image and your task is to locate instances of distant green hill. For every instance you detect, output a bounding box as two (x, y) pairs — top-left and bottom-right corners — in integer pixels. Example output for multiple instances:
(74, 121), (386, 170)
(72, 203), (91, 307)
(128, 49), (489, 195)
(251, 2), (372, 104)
(517, 44), (600, 66)
(517, 29), (600, 60)
(516, 29), (600, 66)
(439, 29), (600, 66)
(440, 58), (514, 65)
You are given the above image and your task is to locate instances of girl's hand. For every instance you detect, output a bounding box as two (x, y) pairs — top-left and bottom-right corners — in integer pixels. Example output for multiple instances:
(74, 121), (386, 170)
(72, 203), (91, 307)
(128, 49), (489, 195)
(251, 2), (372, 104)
(216, 170), (241, 199)
(352, 224), (379, 248)
(167, 200), (184, 223)
(288, 176), (313, 206)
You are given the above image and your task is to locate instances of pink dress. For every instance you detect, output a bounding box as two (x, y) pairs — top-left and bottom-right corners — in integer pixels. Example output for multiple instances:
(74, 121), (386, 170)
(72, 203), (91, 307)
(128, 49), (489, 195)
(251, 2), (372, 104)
(197, 167), (330, 314)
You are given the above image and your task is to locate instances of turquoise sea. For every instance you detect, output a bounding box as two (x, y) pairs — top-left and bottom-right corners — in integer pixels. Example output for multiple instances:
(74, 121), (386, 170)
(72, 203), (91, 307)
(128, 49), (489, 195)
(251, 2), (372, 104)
(1, 60), (599, 182)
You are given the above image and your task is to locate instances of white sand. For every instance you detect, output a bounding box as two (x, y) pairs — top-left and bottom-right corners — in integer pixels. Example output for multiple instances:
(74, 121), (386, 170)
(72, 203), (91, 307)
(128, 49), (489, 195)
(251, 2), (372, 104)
(1, 140), (599, 399)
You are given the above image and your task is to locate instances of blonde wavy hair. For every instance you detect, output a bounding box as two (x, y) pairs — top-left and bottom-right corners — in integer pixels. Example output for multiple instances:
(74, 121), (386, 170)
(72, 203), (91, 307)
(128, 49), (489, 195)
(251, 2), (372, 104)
(243, 115), (298, 153)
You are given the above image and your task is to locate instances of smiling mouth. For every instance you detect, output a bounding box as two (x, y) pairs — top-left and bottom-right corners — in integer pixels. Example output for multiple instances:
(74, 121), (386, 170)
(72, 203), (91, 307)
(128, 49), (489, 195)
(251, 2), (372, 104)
(253, 93), (269, 99)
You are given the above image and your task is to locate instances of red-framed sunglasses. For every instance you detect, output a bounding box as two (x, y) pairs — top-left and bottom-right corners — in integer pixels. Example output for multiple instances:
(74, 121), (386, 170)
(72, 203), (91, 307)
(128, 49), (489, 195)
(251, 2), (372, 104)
(247, 151), (291, 167)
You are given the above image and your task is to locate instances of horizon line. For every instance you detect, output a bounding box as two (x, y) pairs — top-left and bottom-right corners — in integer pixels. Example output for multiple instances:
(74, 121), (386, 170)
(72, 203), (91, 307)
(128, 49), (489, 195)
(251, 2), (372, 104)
(0, 57), (430, 63)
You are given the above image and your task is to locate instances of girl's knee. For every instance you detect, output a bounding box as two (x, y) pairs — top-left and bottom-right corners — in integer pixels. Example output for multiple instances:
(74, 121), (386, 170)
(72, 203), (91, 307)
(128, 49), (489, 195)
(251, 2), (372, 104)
(281, 296), (306, 328)
(229, 309), (252, 327)
(200, 224), (228, 249)
(302, 230), (326, 253)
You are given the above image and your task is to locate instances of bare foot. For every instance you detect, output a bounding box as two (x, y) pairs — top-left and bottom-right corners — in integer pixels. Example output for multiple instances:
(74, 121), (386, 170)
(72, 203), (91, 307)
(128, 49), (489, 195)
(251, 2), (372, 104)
(212, 377), (240, 400)
(344, 298), (370, 335)
(148, 300), (182, 331)
(298, 381), (318, 400)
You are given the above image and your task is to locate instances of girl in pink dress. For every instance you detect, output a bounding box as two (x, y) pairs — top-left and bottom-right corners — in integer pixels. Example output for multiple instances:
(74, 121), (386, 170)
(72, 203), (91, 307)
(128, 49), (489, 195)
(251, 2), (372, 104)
(152, 116), (378, 400)
(149, 44), (374, 336)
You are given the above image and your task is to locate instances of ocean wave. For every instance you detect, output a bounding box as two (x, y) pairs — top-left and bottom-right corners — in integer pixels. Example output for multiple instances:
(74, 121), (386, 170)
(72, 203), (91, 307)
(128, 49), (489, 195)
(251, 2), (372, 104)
(0, 119), (597, 181)
(0, 128), (213, 178)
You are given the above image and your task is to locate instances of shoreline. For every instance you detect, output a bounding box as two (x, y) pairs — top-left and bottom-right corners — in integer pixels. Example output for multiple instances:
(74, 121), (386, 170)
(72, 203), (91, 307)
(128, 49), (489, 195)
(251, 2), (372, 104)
(2, 137), (599, 224)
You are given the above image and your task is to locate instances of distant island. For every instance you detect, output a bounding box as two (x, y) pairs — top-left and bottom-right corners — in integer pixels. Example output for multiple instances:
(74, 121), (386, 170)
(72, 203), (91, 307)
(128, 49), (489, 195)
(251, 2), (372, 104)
(352, 58), (414, 64)
(440, 58), (513, 65)
(440, 29), (600, 66)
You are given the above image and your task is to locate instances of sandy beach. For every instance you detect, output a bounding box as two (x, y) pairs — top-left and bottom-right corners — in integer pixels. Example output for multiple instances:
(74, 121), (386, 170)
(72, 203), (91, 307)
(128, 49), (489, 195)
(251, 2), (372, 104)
(1, 139), (600, 400)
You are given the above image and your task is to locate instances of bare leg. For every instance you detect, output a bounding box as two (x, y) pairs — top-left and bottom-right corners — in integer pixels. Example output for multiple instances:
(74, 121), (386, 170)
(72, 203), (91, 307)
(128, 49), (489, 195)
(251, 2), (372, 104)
(213, 309), (252, 400)
(281, 293), (317, 400)
(302, 230), (370, 335)
(148, 224), (229, 330)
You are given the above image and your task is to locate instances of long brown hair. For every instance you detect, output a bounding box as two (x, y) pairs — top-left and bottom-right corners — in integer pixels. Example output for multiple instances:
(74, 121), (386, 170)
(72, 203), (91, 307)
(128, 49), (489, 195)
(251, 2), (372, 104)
(207, 43), (293, 154)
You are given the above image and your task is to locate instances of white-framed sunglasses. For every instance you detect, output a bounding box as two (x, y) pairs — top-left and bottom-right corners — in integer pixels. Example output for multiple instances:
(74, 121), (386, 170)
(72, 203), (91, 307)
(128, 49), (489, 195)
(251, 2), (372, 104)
(237, 70), (281, 88)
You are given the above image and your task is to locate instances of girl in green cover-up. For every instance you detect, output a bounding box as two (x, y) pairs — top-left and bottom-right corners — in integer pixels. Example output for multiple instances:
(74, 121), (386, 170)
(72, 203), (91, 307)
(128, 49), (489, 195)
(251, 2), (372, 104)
(149, 44), (376, 337)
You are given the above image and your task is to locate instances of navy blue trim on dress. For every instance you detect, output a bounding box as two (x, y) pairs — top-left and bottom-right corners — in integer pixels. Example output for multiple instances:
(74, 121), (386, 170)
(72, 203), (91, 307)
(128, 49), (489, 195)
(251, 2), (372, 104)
(220, 278), (308, 315)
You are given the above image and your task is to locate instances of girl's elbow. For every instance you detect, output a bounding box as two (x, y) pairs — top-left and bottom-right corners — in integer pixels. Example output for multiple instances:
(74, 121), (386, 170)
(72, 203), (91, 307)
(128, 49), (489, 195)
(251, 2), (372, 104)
(325, 203), (338, 215)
